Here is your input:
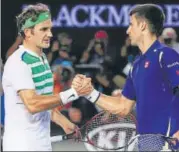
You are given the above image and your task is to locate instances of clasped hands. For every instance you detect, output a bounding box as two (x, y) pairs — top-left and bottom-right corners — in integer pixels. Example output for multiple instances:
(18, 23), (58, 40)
(71, 74), (94, 96)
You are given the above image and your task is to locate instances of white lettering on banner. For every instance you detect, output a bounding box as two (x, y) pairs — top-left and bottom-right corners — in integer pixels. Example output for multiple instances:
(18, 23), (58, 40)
(108, 5), (131, 27)
(89, 5), (106, 26)
(71, 5), (89, 27)
(53, 5), (72, 27)
(52, 4), (179, 28)
(167, 62), (179, 68)
(83, 123), (136, 151)
(164, 5), (179, 27)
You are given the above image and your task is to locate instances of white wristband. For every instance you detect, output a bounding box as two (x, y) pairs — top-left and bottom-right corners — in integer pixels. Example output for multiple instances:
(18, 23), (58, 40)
(85, 89), (100, 103)
(59, 88), (79, 105)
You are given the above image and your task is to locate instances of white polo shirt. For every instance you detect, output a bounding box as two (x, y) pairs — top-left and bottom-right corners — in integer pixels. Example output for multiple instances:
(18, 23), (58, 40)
(2, 45), (54, 151)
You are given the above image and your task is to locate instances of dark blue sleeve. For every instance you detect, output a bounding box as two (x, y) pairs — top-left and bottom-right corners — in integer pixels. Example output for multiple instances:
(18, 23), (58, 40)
(122, 69), (136, 100)
(161, 48), (179, 88)
(171, 93), (179, 132)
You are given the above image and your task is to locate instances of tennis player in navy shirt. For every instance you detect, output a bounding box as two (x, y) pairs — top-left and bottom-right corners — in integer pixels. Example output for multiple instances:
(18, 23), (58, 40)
(72, 4), (179, 148)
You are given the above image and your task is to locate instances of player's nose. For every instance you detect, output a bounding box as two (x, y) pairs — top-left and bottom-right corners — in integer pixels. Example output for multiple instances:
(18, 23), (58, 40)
(126, 27), (130, 35)
(48, 30), (53, 38)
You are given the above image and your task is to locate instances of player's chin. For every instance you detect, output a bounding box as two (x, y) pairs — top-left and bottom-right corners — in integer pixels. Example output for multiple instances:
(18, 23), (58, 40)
(41, 43), (50, 48)
(130, 40), (137, 46)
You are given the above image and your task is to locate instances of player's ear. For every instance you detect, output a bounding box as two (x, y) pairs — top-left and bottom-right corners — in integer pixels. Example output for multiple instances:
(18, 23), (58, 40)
(24, 28), (32, 38)
(140, 20), (147, 32)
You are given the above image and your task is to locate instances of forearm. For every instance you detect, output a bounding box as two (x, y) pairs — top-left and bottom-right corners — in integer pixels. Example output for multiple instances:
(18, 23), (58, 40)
(72, 74), (135, 116)
(85, 90), (135, 116)
(96, 94), (129, 115)
(27, 94), (62, 114)
(19, 88), (79, 114)
(51, 109), (72, 128)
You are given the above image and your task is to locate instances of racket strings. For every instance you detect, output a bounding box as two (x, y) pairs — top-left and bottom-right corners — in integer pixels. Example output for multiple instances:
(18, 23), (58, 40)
(131, 134), (175, 151)
(85, 112), (136, 150)
(60, 111), (177, 151)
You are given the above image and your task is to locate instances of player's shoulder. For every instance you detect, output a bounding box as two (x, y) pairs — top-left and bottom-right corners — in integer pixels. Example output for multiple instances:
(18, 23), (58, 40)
(4, 47), (27, 71)
(157, 43), (177, 55)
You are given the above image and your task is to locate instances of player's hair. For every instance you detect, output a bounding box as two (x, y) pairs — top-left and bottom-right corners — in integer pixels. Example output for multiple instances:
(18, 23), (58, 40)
(129, 4), (165, 36)
(16, 3), (50, 37)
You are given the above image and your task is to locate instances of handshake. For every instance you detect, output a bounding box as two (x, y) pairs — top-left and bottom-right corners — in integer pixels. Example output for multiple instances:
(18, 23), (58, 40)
(72, 74), (94, 96)
(59, 74), (100, 105)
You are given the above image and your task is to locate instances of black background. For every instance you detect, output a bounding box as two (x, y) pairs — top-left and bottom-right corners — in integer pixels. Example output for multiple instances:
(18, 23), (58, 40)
(2, 0), (179, 62)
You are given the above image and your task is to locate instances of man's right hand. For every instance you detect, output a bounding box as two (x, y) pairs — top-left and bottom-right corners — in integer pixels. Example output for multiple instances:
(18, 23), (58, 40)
(72, 74), (101, 104)
(62, 122), (77, 135)
(72, 74), (93, 96)
(59, 74), (93, 105)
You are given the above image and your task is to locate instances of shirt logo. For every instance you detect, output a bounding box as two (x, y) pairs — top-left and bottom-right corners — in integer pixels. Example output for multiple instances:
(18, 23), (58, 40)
(167, 62), (179, 68)
(144, 61), (150, 68)
(67, 94), (75, 100)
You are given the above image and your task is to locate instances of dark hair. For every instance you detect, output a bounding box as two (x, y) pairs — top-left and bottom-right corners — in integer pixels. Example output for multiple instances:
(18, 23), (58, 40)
(71, 97), (98, 124)
(129, 4), (165, 36)
(16, 3), (50, 37)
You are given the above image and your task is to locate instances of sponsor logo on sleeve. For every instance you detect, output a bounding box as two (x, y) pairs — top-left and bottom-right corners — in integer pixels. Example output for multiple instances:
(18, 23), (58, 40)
(167, 62), (179, 68)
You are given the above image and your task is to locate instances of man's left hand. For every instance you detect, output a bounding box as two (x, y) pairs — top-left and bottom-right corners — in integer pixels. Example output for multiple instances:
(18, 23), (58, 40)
(63, 122), (77, 135)
(171, 130), (179, 146)
(173, 130), (179, 141)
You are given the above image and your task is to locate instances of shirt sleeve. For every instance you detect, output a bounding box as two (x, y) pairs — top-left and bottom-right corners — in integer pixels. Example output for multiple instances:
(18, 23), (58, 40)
(9, 60), (35, 92)
(161, 48), (179, 88)
(122, 68), (136, 101)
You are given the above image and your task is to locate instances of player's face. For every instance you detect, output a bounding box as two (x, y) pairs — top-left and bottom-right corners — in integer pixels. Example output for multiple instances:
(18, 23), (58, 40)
(126, 15), (142, 46)
(31, 19), (53, 49)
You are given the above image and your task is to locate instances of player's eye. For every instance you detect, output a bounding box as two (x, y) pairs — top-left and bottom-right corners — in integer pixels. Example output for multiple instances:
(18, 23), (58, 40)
(40, 27), (48, 31)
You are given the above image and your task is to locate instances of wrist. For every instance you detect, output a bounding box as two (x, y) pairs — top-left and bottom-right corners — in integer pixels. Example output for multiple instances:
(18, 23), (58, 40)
(59, 88), (79, 105)
(85, 89), (100, 104)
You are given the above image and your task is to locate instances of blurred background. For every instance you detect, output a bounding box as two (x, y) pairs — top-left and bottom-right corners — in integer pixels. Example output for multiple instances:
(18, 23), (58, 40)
(1, 0), (179, 151)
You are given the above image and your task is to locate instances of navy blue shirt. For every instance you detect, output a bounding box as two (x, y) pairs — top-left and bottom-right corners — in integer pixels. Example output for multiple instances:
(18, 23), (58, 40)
(122, 40), (179, 135)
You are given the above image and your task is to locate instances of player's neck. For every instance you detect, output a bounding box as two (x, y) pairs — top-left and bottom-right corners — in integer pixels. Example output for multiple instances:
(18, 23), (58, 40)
(138, 34), (157, 55)
(23, 40), (43, 57)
